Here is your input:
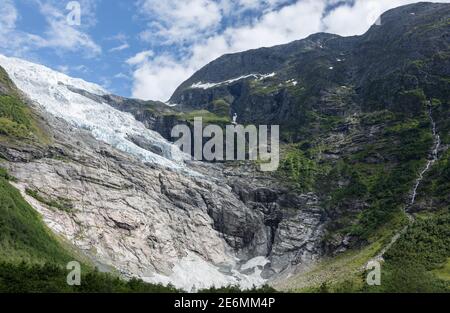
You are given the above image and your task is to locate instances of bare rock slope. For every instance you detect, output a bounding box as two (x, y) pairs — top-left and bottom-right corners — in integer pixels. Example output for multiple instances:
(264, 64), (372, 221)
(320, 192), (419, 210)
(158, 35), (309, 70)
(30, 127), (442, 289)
(0, 55), (323, 290)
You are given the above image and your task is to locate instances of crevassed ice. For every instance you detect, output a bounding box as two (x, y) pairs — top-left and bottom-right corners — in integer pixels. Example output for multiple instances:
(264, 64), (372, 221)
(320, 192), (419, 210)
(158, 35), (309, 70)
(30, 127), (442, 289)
(0, 54), (188, 170)
(142, 253), (269, 291)
(191, 73), (276, 90)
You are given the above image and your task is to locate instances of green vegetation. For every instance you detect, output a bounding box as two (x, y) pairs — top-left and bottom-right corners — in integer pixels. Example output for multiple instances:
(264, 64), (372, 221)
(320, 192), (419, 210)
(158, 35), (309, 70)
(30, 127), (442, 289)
(290, 212), (449, 293)
(210, 99), (230, 116)
(0, 262), (280, 293)
(282, 103), (450, 292)
(396, 89), (427, 114)
(282, 239), (384, 292)
(277, 144), (320, 192)
(0, 262), (180, 293)
(199, 285), (277, 293)
(274, 98), (448, 284)
(0, 67), (16, 92)
(249, 80), (281, 95)
(417, 149), (450, 209)
(415, 17), (450, 35)
(410, 59), (426, 69)
(173, 109), (230, 125)
(0, 96), (34, 139)
(0, 67), (48, 143)
(0, 166), (16, 182)
(375, 212), (450, 292)
(25, 188), (74, 213)
(333, 113), (431, 237)
(0, 174), (74, 264)
(277, 108), (434, 239)
(434, 259), (450, 281)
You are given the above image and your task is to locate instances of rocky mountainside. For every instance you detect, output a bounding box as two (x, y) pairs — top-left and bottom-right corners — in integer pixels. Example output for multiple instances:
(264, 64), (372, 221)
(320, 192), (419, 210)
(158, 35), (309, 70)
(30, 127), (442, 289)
(0, 54), (326, 291)
(167, 2), (450, 237)
(0, 2), (449, 292)
(117, 2), (450, 290)
(170, 3), (449, 124)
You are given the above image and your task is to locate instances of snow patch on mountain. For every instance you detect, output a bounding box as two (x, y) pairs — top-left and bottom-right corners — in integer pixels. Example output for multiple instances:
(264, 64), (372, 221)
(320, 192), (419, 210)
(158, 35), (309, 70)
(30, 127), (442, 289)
(0, 54), (187, 170)
(191, 73), (276, 89)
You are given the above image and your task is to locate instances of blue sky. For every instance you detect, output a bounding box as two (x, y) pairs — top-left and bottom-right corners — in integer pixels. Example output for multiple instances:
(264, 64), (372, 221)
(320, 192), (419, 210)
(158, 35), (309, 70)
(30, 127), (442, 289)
(0, 0), (448, 101)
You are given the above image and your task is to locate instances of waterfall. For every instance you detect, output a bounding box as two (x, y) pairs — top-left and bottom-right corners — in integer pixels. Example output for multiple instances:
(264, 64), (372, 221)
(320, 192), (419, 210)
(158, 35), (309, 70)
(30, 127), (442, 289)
(410, 105), (441, 206)
(371, 102), (441, 263)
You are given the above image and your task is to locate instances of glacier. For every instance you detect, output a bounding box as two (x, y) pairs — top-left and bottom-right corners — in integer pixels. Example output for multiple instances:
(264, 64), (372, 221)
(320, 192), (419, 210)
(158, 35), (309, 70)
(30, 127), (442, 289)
(0, 54), (274, 291)
(0, 54), (187, 171)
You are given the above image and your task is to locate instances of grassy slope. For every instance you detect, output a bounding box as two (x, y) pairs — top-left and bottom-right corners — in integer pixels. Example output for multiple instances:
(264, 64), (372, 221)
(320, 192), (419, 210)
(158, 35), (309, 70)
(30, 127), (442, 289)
(282, 211), (450, 293)
(0, 168), (74, 264)
(272, 57), (450, 291)
(275, 115), (450, 292)
(0, 67), (48, 144)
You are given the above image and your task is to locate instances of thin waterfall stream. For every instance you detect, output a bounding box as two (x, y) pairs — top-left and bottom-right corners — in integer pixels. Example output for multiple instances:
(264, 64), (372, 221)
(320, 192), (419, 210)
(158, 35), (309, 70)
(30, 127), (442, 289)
(371, 102), (441, 262)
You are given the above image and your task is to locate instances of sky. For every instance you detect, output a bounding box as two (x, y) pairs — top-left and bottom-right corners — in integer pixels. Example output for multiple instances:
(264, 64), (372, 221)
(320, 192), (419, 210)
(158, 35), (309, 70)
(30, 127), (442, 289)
(0, 0), (449, 101)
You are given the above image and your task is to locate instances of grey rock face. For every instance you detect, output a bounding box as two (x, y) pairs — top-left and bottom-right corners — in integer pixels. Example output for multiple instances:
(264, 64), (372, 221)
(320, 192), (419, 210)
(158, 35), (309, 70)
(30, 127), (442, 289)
(1, 106), (324, 289)
(190, 162), (325, 272)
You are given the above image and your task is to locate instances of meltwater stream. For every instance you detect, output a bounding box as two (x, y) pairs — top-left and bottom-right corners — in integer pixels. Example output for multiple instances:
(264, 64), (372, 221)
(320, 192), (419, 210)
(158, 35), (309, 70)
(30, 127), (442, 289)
(372, 104), (441, 262)
(410, 106), (442, 205)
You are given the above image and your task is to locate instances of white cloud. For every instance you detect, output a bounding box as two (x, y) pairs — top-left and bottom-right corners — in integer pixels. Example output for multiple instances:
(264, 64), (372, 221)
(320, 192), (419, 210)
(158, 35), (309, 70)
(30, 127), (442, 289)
(220, 0), (325, 52)
(137, 0), (223, 44)
(129, 0), (326, 101)
(55, 64), (90, 75)
(110, 43), (130, 52)
(107, 32), (130, 53)
(0, 0), (24, 54)
(130, 55), (195, 101)
(73, 64), (90, 73)
(129, 0), (450, 101)
(108, 33), (128, 42)
(114, 72), (131, 80)
(0, 0), (101, 58)
(322, 0), (443, 36)
(0, 0), (18, 32)
(36, 1), (101, 56)
(126, 50), (154, 65)
(220, 0), (293, 16)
